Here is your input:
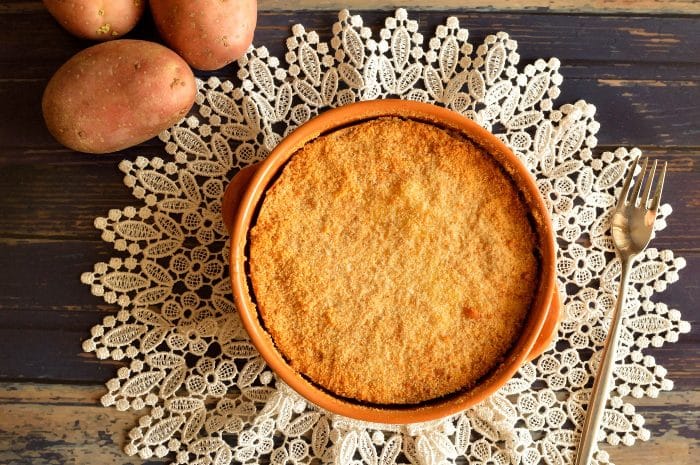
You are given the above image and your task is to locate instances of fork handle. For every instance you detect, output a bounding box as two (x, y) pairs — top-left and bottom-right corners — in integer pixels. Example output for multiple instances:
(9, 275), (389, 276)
(574, 258), (632, 465)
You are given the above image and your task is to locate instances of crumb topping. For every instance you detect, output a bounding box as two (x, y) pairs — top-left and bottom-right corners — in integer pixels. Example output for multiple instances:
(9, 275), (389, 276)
(249, 117), (539, 404)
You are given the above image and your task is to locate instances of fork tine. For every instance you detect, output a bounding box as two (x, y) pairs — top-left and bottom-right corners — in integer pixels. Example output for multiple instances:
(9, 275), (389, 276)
(650, 161), (667, 210)
(617, 156), (640, 208)
(629, 157), (648, 206)
(640, 159), (658, 208)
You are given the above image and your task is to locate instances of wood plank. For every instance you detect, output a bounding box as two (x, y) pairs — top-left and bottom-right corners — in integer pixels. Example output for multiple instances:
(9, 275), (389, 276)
(0, 3), (697, 464)
(0, 319), (696, 385)
(0, 239), (696, 386)
(242, 12), (700, 72)
(0, 382), (697, 465)
(0, 81), (170, 149)
(0, 154), (137, 238)
(2, 11), (700, 81)
(0, 239), (119, 312)
(0, 329), (125, 383)
(2, 76), (697, 150)
(259, 1), (700, 15)
(601, 390), (700, 465)
(0, 239), (128, 382)
(2, 14), (699, 149)
(0, 383), (164, 465)
(3, 148), (696, 243)
(557, 78), (699, 147)
(4, 318), (697, 386)
(562, 63), (699, 82)
(3, 0), (700, 15)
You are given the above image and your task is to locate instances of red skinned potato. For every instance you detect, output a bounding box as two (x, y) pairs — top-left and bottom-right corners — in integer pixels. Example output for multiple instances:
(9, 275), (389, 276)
(43, 0), (145, 40)
(150, 0), (257, 71)
(42, 40), (196, 154)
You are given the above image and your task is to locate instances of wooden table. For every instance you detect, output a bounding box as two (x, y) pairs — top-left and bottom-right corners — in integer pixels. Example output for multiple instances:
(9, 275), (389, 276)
(0, 1), (698, 464)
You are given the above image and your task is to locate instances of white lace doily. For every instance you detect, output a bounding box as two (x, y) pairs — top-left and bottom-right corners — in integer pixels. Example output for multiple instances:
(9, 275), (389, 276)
(81, 9), (690, 465)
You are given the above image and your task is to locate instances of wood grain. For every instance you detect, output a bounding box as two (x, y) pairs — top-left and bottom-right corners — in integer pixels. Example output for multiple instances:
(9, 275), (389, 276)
(4, 0), (700, 15)
(2, 11), (700, 149)
(0, 3), (698, 465)
(0, 148), (697, 241)
(4, 10), (700, 79)
(600, 391), (700, 464)
(2, 77), (697, 150)
(3, 0), (700, 14)
(0, 383), (697, 464)
(259, 1), (700, 15)
(0, 383), (164, 465)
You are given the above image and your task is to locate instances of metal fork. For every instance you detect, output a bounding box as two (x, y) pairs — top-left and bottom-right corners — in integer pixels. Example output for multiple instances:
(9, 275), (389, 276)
(574, 157), (667, 465)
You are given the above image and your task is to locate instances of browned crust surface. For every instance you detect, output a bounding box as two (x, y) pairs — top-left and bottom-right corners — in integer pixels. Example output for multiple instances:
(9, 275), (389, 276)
(249, 117), (539, 404)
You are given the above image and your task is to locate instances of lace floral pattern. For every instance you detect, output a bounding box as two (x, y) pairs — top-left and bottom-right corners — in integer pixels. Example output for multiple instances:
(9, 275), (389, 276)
(81, 9), (690, 465)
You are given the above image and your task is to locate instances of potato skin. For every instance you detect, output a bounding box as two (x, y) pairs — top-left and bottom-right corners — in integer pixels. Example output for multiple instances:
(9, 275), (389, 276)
(42, 40), (196, 154)
(150, 0), (257, 71)
(43, 0), (145, 40)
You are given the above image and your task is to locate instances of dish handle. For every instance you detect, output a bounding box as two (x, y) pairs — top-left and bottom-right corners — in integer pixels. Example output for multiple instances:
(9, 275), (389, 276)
(222, 162), (260, 234)
(526, 289), (561, 362)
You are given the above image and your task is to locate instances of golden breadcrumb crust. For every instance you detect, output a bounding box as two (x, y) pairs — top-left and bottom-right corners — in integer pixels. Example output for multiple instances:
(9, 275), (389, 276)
(249, 117), (539, 404)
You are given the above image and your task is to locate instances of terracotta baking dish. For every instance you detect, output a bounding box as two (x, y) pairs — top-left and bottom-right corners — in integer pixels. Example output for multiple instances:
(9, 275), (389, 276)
(222, 99), (559, 423)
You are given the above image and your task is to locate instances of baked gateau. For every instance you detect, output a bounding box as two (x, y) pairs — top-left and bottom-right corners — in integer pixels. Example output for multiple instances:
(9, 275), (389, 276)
(249, 117), (539, 404)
